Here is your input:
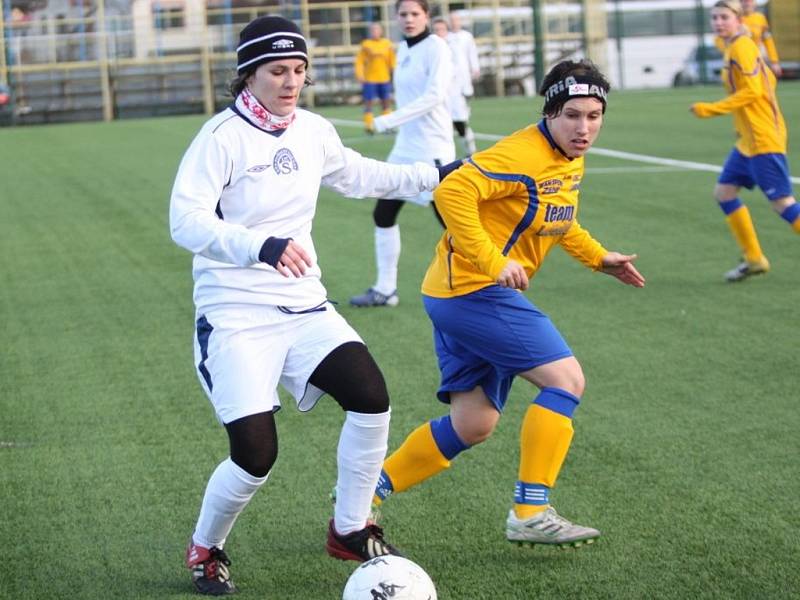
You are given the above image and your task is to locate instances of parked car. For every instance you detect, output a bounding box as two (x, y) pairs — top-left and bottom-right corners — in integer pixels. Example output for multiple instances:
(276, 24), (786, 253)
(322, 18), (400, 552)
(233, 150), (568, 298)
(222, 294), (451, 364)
(673, 45), (724, 86)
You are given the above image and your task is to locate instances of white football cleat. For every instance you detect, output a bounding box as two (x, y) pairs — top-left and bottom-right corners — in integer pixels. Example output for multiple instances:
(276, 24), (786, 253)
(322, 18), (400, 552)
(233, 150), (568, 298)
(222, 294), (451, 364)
(506, 507), (600, 548)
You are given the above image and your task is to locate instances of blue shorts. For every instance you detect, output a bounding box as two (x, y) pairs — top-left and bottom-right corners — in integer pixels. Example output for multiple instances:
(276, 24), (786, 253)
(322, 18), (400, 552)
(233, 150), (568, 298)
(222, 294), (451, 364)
(362, 82), (392, 102)
(422, 286), (573, 412)
(718, 148), (793, 201)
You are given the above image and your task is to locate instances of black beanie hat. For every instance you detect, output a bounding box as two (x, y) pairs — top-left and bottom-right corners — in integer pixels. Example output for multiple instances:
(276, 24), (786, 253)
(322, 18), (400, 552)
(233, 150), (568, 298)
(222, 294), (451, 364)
(237, 16), (308, 74)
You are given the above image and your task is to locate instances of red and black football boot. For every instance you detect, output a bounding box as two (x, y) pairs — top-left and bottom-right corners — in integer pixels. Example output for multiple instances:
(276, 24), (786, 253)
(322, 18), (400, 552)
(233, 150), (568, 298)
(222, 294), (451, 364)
(186, 541), (236, 596)
(325, 519), (404, 562)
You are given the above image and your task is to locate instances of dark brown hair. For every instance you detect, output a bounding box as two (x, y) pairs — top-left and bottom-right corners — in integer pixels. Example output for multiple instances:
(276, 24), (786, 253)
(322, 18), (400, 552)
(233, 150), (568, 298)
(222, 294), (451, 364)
(395, 0), (430, 14)
(539, 59), (610, 117)
(229, 67), (314, 98)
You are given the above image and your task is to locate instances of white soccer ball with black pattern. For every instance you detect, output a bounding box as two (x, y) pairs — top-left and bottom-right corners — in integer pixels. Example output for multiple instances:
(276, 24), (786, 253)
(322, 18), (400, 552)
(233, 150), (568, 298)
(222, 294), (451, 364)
(342, 555), (437, 600)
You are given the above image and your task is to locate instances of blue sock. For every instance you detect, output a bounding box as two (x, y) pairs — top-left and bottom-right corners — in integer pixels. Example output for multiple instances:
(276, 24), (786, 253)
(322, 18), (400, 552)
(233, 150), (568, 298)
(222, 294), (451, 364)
(429, 415), (470, 459)
(779, 203), (800, 225)
(718, 198), (743, 215)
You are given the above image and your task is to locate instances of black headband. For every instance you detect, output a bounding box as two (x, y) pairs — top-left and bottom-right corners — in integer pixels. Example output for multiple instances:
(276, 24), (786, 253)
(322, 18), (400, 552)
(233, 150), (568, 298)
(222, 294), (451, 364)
(237, 16), (308, 74)
(542, 75), (608, 113)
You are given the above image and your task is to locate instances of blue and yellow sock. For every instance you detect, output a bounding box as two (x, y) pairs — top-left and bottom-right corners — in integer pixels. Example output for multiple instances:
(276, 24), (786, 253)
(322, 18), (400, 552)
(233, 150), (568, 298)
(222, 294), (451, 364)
(720, 201), (765, 263)
(363, 110), (374, 131)
(779, 202), (800, 233)
(376, 415), (469, 504)
(515, 387), (579, 519)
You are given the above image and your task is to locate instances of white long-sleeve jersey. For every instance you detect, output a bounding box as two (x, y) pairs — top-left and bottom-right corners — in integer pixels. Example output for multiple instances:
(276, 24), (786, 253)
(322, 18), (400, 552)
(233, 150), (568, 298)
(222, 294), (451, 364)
(170, 107), (439, 313)
(448, 29), (480, 97)
(375, 33), (455, 164)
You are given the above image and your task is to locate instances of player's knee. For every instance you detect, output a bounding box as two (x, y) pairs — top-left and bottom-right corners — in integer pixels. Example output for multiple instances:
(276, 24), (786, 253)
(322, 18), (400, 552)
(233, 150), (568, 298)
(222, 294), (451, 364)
(455, 418), (495, 446)
(544, 360), (585, 398)
(373, 199), (401, 227)
(231, 441), (277, 478)
(226, 412), (278, 477)
(714, 184), (738, 202)
(769, 195), (795, 213)
(339, 382), (390, 414)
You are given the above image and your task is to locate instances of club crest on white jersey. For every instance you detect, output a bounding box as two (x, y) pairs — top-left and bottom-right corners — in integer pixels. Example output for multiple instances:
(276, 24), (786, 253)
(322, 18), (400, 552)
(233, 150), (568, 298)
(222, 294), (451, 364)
(273, 148), (299, 174)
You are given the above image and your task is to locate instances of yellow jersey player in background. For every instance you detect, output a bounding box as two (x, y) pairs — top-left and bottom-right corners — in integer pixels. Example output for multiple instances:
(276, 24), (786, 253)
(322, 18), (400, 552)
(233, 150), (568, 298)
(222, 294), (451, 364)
(354, 22), (396, 133)
(692, 0), (798, 282)
(370, 59), (645, 548)
(740, 0), (782, 77)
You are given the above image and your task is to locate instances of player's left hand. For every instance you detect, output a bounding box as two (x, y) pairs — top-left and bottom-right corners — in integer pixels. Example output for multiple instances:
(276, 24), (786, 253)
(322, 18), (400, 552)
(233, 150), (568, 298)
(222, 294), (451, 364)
(601, 252), (645, 287)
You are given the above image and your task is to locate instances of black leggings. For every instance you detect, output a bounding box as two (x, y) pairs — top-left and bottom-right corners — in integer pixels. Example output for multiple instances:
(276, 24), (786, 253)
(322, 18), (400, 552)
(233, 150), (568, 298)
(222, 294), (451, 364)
(373, 197), (446, 229)
(225, 342), (389, 477)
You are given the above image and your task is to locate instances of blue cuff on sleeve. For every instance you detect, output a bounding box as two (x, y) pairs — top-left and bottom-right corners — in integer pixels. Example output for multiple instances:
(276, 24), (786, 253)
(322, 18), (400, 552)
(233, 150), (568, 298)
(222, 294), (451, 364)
(258, 236), (291, 268)
(437, 159), (464, 182)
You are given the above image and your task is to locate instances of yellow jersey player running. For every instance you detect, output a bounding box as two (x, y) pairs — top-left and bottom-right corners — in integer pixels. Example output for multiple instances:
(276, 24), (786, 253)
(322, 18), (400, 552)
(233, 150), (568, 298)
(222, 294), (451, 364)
(692, 0), (798, 282)
(370, 59), (645, 548)
(355, 23), (396, 133)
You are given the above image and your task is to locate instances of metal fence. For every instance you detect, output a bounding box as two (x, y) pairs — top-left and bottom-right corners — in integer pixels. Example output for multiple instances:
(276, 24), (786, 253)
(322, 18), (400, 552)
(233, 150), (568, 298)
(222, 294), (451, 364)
(0, 0), (791, 125)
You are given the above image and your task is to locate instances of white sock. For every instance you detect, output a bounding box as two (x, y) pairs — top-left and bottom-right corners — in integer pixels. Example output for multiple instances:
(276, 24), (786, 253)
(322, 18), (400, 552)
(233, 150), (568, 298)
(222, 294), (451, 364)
(192, 457), (268, 549)
(374, 225), (400, 296)
(334, 410), (390, 535)
(464, 126), (477, 154)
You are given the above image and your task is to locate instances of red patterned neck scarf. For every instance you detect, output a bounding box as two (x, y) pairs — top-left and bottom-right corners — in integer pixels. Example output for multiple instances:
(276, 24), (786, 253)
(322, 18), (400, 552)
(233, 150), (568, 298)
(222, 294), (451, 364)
(236, 86), (296, 132)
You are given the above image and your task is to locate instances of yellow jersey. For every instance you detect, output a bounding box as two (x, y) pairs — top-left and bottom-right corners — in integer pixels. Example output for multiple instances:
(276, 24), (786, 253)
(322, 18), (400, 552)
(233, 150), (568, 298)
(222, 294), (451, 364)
(694, 34), (786, 156)
(354, 38), (396, 84)
(743, 11), (779, 63)
(423, 121), (608, 298)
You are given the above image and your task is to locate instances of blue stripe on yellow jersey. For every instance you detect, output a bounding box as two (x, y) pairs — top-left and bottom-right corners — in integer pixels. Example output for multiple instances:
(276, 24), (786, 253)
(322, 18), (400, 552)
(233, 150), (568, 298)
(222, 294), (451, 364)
(465, 157), (539, 255)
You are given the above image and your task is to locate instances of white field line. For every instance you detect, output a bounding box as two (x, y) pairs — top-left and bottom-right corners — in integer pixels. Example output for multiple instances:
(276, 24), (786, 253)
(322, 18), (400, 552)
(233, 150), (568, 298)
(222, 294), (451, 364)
(585, 166), (688, 174)
(328, 118), (800, 184)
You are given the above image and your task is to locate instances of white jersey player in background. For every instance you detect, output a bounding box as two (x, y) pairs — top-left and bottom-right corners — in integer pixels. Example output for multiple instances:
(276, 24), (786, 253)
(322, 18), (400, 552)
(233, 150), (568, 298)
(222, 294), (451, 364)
(350, 0), (456, 308)
(169, 16), (448, 597)
(447, 12), (480, 155)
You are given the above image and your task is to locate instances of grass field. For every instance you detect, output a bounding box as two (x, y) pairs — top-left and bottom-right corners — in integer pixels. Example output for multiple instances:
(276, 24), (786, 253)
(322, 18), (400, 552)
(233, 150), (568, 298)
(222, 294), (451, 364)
(2, 83), (799, 600)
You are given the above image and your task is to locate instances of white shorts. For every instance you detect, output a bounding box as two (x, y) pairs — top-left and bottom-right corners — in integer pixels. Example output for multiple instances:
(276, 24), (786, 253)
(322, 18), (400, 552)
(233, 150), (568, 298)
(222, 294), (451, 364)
(386, 152), (456, 206)
(193, 303), (363, 423)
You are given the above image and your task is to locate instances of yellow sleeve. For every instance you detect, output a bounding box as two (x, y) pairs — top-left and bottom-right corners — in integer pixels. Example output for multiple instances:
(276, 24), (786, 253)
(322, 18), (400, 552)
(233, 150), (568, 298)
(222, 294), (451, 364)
(388, 43), (397, 72)
(762, 32), (779, 64)
(559, 220), (607, 270)
(693, 40), (762, 117)
(433, 164), (511, 280)
(354, 45), (366, 81)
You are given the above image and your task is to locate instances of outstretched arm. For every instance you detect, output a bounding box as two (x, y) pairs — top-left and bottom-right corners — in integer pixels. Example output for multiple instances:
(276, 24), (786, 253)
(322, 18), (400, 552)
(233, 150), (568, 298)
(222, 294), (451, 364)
(600, 252), (645, 287)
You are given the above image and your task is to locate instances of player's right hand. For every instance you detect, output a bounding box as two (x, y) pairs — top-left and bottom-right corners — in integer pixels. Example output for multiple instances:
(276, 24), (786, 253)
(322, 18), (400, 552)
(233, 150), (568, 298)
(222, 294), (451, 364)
(496, 259), (528, 290)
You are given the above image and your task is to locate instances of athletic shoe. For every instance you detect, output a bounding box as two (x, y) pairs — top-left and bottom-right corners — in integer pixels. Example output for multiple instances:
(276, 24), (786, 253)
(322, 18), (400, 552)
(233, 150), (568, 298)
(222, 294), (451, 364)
(724, 257), (770, 282)
(349, 288), (399, 308)
(329, 486), (381, 523)
(506, 507), (600, 548)
(325, 519), (403, 562)
(186, 542), (236, 596)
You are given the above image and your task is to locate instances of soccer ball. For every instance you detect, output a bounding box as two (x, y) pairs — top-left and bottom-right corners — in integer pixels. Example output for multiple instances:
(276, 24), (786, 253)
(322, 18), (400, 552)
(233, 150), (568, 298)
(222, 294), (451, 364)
(342, 555), (437, 600)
